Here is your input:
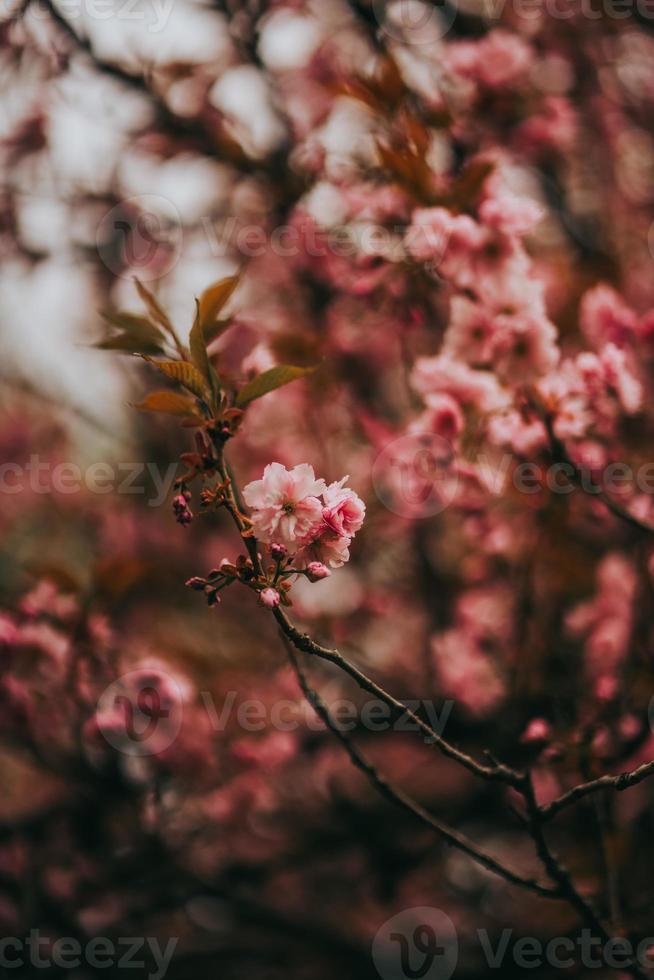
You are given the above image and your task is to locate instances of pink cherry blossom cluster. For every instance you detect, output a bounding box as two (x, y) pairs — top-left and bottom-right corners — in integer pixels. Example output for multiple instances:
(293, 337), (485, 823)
(243, 462), (365, 570)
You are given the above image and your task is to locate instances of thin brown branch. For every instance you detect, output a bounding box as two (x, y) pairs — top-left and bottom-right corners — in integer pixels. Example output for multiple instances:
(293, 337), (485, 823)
(283, 636), (558, 899)
(274, 605), (523, 788)
(541, 759), (654, 821)
(520, 775), (649, 980)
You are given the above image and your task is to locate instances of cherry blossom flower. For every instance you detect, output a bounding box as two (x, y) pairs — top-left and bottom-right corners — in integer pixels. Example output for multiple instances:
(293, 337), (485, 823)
(479, 190), (544, 238)
(321, 478), (366, 538)
(297, 527), (353, 570)
(580, 283), (637, 349)
(442, 296), (497, 366)
(491, 310), (559, 383)
(409, 393), (465, 443)
(243, 462), (326, 551)
(411, 354), (510, 413)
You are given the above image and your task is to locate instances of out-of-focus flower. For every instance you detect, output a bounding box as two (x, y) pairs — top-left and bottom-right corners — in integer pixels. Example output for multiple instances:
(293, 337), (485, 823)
(521, 719), (551, 744)
(446, 29), (533, 91)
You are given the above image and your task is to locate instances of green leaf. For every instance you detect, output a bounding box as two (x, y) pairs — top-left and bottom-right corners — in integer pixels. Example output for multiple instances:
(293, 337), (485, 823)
(134, 279), (175, 337)
(94, 312), (166, 355)
(189, 300), (211, 384)
(134, 390), (202, 418)
(198, 274), (240, 328)
(236, 365), (316, 408)
(143, 358), (209, 400)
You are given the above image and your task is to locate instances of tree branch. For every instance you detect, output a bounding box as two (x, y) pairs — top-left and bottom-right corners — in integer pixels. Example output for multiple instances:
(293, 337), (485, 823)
(541, 759), (654, 821)
(283, 635), (558, 898)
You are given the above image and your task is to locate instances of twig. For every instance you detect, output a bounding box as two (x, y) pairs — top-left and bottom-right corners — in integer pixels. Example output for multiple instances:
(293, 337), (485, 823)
(541, 759), (654, 821)
(274, 605), (523, 788)
(33, 0), (294, 189)
(283, 636), (558, 898)
(520, 775), (649, 980)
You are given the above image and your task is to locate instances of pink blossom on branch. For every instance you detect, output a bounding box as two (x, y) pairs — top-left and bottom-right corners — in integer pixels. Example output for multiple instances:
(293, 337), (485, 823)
(242, 462), (327, 552)
(321, 477), (366, 538)
(243, 463), (365, 571)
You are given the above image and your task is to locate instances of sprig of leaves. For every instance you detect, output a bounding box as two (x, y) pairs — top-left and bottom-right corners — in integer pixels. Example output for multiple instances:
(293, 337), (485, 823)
(98, 273), (318, 422)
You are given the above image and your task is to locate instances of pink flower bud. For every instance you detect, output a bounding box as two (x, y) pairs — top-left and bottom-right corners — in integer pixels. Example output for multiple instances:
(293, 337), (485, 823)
(260, 588), (281, 608)
(306, 562), (331, 582)
(271, 543), (288, 559)
(521, 718), (550, 744)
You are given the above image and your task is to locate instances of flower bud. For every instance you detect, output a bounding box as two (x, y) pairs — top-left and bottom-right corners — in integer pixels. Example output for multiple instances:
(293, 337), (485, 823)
(260, 588), (281, 608)
(520, 718), (550, 744)
(306, 562), (331, 582)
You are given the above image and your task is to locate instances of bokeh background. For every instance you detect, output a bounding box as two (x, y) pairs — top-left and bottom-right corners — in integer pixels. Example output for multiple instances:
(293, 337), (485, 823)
(2, 0), (654, 977)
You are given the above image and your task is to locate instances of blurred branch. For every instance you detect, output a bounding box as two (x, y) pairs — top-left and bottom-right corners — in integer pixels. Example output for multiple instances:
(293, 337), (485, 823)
(0, 374), (130, 447)
(521, 775), (649, 980)
(540, 758), (654, 821)
(32, 0), (295, 191)
(539, 405), (654, 536)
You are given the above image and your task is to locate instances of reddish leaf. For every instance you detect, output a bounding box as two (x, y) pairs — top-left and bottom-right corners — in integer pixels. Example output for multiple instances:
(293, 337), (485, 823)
(134, 390), (202, 418)
(144, 358), (209, 400)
